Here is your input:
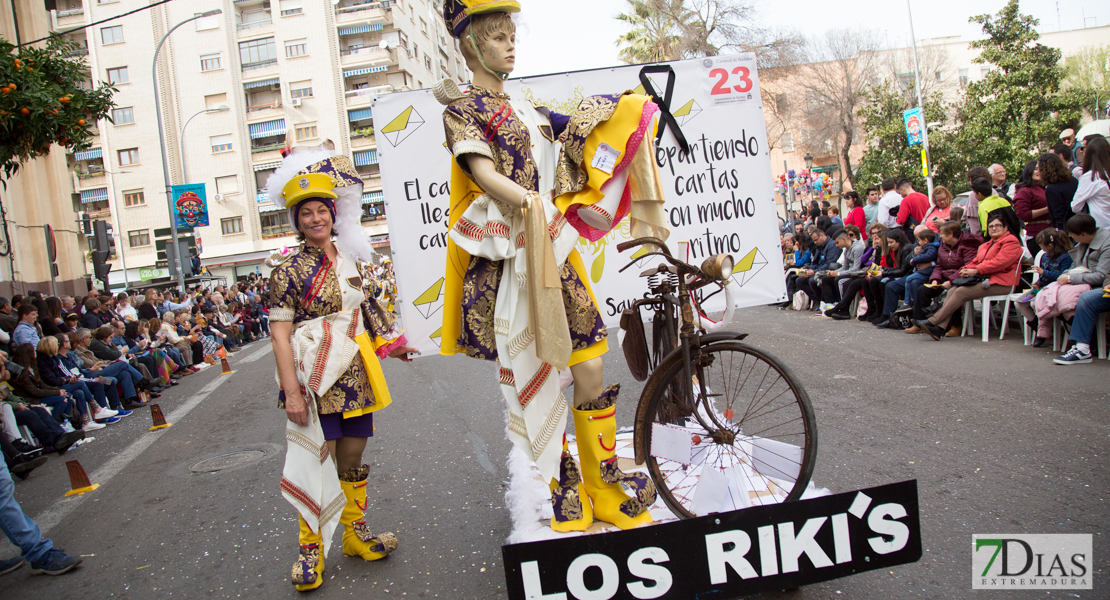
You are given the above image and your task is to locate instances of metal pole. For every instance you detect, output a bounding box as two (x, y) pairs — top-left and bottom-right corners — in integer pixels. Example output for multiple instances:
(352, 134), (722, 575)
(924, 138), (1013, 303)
(152, 9), (221, 294)
(906, 0), (934, 200)
(106, 169), (130, 286)
(179, 105), (230, 184)
(785, 160), (795, 227)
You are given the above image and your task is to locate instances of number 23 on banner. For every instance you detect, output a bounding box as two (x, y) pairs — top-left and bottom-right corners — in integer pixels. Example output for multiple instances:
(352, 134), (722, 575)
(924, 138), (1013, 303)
(709, 66), (753, 95)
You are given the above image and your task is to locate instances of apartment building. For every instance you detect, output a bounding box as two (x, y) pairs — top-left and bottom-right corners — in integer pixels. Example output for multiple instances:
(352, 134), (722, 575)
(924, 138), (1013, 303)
(53, 0), (469, 287)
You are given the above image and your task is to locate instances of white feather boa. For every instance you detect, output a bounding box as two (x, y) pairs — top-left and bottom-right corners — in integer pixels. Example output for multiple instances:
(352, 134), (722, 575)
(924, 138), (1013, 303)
(265, 146), (378, 264)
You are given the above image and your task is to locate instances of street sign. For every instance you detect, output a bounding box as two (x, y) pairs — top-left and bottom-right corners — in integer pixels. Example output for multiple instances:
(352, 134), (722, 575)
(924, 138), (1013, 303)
(139, 268), (168, 281)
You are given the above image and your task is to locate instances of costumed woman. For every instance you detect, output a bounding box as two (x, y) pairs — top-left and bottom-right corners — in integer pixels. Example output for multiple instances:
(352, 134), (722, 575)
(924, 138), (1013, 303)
(267, 144), (416, 591)
(437, 0), (671, 532)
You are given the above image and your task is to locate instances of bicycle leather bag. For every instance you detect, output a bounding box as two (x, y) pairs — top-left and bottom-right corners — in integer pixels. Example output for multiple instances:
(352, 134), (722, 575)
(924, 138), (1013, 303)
(621, 308), (650, 381)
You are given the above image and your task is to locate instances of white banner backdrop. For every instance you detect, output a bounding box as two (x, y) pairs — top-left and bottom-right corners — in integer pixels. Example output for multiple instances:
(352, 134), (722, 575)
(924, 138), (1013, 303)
(374, 54), (784, 358)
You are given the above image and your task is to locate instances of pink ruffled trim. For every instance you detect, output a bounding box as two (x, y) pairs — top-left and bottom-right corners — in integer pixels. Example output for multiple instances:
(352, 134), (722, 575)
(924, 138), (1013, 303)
(564, 102), (660, 242)
(375, 334), (409, 359)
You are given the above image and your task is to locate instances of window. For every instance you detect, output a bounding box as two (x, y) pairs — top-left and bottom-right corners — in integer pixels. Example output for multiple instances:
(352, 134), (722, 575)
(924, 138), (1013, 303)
(205, 93), (227, 110)
(398, 31), (409, 49)
(128, 229), (150, 247)
(959, 68), (969, 87)
(107, 67), (128, 85)
(221, 217), (244, 235)
(295, 123), (318, 142)
(980, 66), (990, 78)
(290, 80), (313, 98)
(780, 133), (794, 153)
(123, 190), (145, 207)
(285, 39), (307, 58)
(261, 211), (293, 237)
(211, 134), (233, 153)
(112, 107), (134, 125)
(424, 54), (432, 70)
(195, 12), (219, 30)
(215, 175), (240, 194)
(100, 25), (123, 45)
(118, 148), (139, 166)
(239, 37), (277, 65)
(200, 53), (222, 72)
(775, 93), (788, 113)
(279, 0), (303, 16)
(420, 17), (427, 34)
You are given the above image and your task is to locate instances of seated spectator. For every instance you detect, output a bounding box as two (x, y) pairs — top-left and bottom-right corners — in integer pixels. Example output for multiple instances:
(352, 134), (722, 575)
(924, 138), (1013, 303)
(869, 229), (917, 327)
(779, 235), (813, 308)
(9, 344), (97, 432)
(796, 227), (843, 311)
(782, 233), (796, 266)
(36, 336), (123, 423)
(922, 186), (953, 233)
(863, 186), (881, 228)
(883, 227), (940, 327)
(0, 297), (16, 336)
(125, 321), (181, 384)
(1052, 214), (1110, 364)
(1041, 152), (1077, 230)
(78, 298), (104, 331)
(1072, 136), (1110, 229)
(68, 328), (151, 408)
(818, 229), (866, 306)
(38, 297), (67, 336)
(827, 206), (843, 227)
(972, 177), (1022, 239)
(1014, 228), (1074, 347)
(11, 305), (40, 349)
(116, 292), (138, 322)
(905, 221), (981, 335)
(137, 290), (160, 321)
(0, 364), (84, 454)
(915, 214), (1024, 340)
(826, 228), (908, 321)
(152, 315), (199, 370)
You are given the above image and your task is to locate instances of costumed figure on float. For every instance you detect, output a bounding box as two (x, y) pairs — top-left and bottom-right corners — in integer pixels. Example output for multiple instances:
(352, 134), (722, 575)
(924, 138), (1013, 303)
(436, 0), (671, 533)
(266, 142), (417, 591)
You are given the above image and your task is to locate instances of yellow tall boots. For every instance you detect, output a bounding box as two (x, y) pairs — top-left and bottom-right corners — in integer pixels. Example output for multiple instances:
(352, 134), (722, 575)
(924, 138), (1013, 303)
(571, 384), (656, 530)
(291, 516), (324, 592)
(339, 465), (399, 561)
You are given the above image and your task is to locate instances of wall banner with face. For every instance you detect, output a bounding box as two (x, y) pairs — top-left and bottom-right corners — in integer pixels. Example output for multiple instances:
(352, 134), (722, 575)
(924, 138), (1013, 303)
(172, 183), (210, 229)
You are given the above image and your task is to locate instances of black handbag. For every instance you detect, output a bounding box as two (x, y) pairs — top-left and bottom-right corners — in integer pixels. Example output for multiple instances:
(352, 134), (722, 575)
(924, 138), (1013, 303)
(951, 275), (985, 287)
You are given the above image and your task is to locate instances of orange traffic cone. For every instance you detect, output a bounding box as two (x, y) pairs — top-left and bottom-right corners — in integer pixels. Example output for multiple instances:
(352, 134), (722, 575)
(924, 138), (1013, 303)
(149, 403), (172, 431)
(220, 357), (234, 375)
(64, 460), (99, 497)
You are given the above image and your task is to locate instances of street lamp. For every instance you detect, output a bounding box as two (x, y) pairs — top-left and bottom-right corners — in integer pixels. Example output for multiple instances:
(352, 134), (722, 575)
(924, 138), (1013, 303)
(153, 8), (222, 293)
(179, 104), (230, 183)
(103, 168), (131, 286)
(804, 153), (814, 171)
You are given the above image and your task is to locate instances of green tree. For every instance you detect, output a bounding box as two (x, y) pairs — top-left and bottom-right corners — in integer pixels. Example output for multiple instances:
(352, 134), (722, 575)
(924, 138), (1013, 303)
(856, 81), (962, 193)
(0, 37), (115, 179)
(1064, 45), (1110, 120)
(615, 0), (682, 64)
(952, 0), (1081, 177)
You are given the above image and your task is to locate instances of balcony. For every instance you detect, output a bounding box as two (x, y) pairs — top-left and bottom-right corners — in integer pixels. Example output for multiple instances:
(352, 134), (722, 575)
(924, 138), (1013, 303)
(241, 59), (278, 77)
(340, 46), (392, 67)
(336, 2), (385, 24)
(55, 8), (85, 30)
(76, 172), (107, 189)
(236, 17), (274, 38)
(245, 101), (283, 122)
(351, 133), (375, 149)
(345, 85), (394, 107)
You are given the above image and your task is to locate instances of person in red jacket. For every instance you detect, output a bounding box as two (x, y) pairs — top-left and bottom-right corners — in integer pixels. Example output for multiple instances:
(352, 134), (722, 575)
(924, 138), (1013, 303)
(915, 215), (1023, 340)
(842, 190), (866, 229)
(896, 179), (931, 232)
(904, 221), (982, 335)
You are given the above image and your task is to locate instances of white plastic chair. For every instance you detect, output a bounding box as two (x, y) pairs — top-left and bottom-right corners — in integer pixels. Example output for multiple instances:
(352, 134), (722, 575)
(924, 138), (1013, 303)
(961, 261), (1026, 342)
(1018, 250), (1045, 345)
(1097, 313), (1108, 359)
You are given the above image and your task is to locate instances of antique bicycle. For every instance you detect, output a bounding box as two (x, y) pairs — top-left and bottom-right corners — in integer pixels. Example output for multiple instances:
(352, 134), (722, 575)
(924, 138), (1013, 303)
(617, 237), (818, 519)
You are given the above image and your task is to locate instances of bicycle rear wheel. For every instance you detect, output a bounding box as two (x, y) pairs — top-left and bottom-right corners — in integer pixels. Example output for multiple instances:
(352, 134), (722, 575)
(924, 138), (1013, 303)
(638, 340), (817, 519)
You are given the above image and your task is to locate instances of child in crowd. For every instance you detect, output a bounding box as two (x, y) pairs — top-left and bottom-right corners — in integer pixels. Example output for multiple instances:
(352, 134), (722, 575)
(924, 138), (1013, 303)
(1015, 228), (1074, 347)
(902, 228), (940, 308)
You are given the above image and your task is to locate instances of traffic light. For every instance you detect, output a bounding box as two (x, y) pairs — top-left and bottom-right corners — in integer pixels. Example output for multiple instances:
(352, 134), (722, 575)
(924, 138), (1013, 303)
(165, 239), (194, 278)
(91, 220), (113, 284)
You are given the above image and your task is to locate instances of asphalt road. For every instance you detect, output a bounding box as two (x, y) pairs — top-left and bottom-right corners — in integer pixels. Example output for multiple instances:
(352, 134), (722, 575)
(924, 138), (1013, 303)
(3, 306), (1107, 599)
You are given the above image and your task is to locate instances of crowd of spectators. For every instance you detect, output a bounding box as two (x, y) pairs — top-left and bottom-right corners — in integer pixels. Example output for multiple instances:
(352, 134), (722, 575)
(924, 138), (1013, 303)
(0, 279), (272, 481)
(778, 131), (1110, 366)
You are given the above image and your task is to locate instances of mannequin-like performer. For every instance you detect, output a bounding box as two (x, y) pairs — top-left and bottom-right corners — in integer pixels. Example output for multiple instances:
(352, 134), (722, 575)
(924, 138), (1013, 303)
(267, 145), (417, 591)
(437, 0), (670, 532)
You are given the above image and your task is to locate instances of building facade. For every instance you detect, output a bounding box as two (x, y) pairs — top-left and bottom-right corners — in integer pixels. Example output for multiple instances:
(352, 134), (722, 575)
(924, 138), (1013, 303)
(53, 0), (468, 288)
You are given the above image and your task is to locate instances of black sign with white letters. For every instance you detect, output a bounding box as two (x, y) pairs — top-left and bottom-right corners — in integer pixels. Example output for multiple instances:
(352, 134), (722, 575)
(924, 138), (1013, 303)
(502, 480), (921, 599)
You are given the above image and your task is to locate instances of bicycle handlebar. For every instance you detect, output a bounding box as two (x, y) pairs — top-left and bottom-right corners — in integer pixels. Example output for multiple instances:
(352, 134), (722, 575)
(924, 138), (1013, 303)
(617, 237), (671, 257)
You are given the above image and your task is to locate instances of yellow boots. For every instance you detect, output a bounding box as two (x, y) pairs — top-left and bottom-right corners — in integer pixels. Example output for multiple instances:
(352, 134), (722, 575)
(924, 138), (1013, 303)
(291, 516), (324, 592)
(549, 438), (593, 532)
(339, 465), (399, 561)
(569, 384), (656, 530)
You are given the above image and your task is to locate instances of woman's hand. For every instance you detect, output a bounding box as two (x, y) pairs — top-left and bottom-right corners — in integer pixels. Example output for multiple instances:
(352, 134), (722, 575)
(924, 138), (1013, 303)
(1058, 274), (1071, 285)
(388, 345), (419, 363)
(284, 389), (310, 427)
(1032, 266), (1044, 275)
(942, 281), (952, 289)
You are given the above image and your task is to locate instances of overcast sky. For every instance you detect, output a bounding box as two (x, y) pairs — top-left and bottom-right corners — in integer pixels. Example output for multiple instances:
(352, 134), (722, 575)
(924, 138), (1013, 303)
(510, 0), (1110, 78)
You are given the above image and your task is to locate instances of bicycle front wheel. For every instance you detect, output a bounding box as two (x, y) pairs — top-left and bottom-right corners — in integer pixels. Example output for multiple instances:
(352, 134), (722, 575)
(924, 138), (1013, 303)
(639, 340), (817, 519)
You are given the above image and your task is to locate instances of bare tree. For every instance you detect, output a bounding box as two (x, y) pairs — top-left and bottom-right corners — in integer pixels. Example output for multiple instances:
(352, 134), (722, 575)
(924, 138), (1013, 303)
(876, 43), (955, 104)
(798, 28), (884, 189)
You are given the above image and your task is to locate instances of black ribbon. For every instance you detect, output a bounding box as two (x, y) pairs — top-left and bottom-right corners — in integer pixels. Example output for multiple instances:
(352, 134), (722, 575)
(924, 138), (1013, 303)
(638, 65), (691, 156)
